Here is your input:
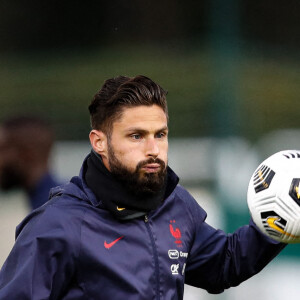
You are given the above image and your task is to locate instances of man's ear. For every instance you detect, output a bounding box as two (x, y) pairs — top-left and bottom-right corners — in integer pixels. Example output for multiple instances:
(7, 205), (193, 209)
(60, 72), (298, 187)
(89, 130), (108, 159)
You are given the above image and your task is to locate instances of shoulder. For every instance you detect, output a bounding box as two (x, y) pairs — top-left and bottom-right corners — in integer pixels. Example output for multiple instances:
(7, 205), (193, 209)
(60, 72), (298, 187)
(16, 192), (88, 245)
(172, 184), (207, 223)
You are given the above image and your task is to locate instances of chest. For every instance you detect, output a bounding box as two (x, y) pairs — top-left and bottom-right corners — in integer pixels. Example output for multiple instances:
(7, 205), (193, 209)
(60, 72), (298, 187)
(78, 209), (193, 300)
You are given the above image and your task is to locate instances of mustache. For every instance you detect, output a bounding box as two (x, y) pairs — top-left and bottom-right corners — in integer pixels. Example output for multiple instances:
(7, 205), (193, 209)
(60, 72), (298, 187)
(136, 157), (166, 170)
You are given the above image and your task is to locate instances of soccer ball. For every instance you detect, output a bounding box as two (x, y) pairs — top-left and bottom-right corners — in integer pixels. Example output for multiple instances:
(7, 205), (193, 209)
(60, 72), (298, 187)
(247, 150), (300, 244)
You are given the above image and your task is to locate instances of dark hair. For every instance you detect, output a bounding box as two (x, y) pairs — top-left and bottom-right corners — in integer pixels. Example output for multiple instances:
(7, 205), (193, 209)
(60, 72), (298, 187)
(89, 75), (168, 135)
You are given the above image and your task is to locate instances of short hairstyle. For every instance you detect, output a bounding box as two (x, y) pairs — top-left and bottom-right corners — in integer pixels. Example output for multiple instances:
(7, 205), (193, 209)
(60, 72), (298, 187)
(88, 75), (168, 135)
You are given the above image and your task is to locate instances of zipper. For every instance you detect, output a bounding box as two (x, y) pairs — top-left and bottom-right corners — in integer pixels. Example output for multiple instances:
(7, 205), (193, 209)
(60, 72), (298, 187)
(144, 214), (160, 300)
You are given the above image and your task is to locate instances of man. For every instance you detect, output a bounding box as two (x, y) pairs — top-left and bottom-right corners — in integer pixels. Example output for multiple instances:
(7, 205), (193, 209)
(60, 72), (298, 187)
(0, 75), (285, 299)
(0, 116), (60, 210)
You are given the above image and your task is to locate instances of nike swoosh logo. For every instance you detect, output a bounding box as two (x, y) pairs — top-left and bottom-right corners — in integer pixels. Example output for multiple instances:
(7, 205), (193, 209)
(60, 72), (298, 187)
(267, 217), (299, 238)
(117, 206), (125, 211)
(104, 236), (124, 249)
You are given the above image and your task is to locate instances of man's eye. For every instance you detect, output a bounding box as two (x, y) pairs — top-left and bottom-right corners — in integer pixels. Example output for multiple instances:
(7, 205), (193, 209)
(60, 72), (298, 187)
(156, 132), (166, 138)
(131, 134), (141, 140)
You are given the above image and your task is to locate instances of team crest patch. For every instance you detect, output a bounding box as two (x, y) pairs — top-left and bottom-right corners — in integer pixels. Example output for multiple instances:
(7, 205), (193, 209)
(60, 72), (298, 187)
(169, 220), (182, 247)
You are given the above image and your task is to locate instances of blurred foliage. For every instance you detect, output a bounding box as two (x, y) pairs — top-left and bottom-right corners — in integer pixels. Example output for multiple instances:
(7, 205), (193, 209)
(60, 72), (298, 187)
(0, 44), (299, 141)
(0, 0), (299, 141)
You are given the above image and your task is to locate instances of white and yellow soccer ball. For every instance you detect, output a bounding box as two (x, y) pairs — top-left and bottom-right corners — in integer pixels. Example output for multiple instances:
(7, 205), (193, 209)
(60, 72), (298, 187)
(247, 150), (300, 244)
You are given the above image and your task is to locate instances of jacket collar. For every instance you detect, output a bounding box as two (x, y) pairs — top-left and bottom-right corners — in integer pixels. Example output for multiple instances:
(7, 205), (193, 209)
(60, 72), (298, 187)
(50, 152), (179, 211)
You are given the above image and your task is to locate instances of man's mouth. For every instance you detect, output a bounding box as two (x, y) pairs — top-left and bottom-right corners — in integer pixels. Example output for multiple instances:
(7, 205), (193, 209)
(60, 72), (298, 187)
(141, 163), (161, 173)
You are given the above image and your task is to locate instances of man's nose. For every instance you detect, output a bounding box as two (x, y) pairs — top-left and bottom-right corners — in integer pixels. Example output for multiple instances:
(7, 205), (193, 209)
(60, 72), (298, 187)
(145, 138), (159, 157)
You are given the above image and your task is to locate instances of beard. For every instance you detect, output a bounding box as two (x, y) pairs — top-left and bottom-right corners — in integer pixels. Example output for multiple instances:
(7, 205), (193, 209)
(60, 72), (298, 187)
(107, 142), (167, 196)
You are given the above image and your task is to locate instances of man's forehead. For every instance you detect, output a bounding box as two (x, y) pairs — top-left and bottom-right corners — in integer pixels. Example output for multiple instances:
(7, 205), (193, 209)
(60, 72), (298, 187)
(113, 105), (167, 132)
(118, 105), (166, 122)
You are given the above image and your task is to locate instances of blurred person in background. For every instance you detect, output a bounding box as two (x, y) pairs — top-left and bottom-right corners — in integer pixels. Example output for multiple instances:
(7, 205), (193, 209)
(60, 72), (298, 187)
(0, 76), (286, 299)
(0, 115), (60, 210)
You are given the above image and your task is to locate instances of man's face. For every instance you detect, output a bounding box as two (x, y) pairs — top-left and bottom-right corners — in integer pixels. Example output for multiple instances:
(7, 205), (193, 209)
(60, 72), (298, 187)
(0, 128), (25, 190)
(105, 105), (168, 194)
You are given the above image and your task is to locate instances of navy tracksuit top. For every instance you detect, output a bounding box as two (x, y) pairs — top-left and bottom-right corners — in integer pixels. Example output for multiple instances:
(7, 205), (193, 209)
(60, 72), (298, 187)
(0, 154), (285, 299)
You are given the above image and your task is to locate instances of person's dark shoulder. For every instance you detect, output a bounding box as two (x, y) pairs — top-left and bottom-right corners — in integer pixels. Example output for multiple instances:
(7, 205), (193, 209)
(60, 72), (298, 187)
(16, 192), (88, 242)
(173, 184), (207, 223)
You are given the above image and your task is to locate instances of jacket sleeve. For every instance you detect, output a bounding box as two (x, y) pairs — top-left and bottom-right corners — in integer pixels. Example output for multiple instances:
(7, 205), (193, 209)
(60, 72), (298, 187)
(184, 197), (286, 294)
(0, 205), (81, 300)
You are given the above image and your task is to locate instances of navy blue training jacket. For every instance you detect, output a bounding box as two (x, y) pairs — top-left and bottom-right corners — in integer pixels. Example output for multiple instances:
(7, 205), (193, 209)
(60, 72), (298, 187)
(0, 155), (285, 299)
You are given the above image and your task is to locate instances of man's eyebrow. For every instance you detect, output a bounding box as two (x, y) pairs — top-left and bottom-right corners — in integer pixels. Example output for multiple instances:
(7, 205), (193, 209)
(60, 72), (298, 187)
(125, 126), (168, 134)
(157, 126), (169, 132)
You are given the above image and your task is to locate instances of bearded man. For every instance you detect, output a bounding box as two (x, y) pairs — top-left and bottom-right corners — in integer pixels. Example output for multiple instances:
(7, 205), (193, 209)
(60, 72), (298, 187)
(0, 75), (285, 299)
